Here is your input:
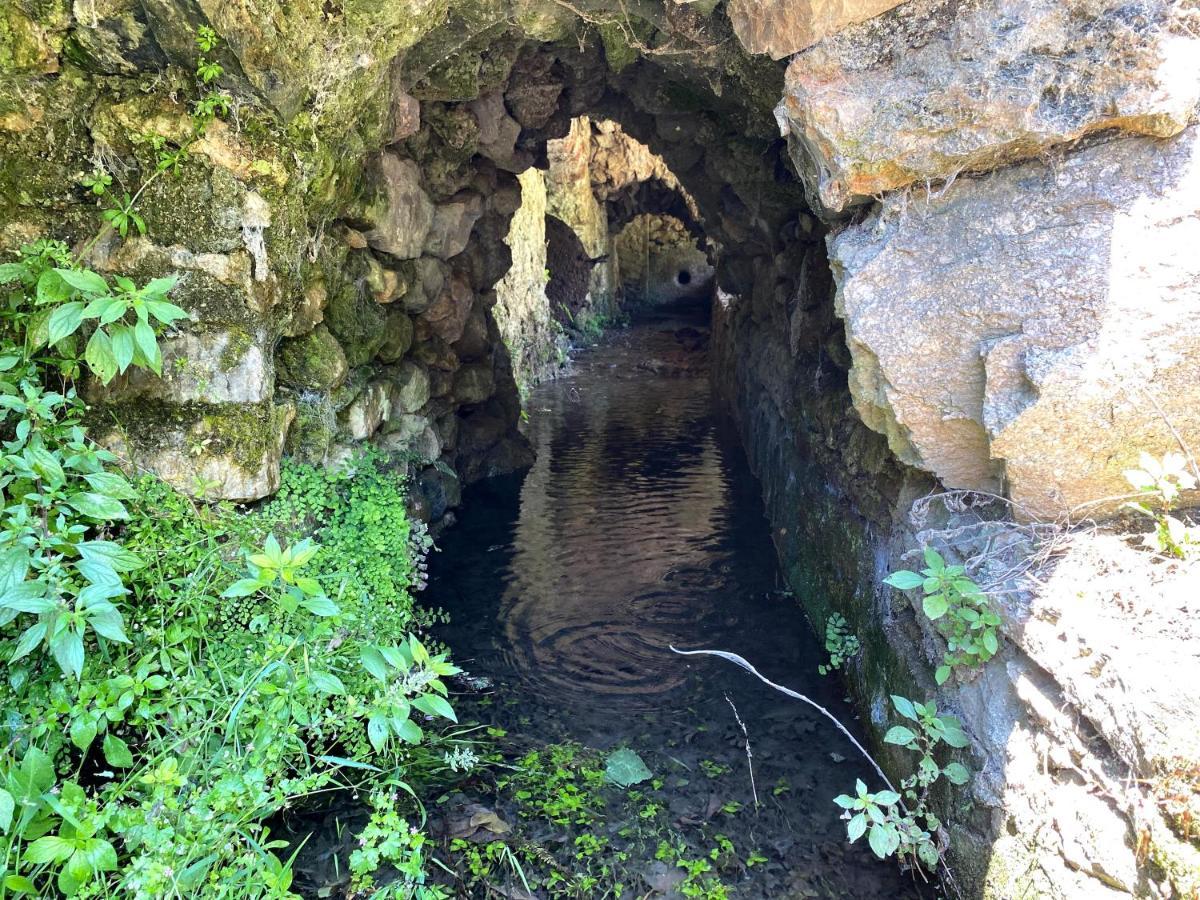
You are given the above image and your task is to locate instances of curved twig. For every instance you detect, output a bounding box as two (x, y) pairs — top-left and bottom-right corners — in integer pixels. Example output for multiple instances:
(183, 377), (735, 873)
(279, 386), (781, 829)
(669, 645), (897, 794)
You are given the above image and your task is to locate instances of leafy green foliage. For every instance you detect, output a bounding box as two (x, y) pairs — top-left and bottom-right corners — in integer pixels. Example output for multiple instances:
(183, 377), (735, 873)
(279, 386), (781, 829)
(834, 695), (970, 870)
(885, 547), (1001, 685)
(1124, 451), (1200, 560)
(817, 612), (860, 675)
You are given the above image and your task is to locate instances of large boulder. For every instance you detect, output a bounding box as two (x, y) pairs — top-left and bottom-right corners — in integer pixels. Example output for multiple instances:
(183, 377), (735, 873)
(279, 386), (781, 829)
(727, 0), (905, 60)
(830, 126), (1200, 519)
(357, 152), (435, 259)
(778, 0), (1200, 215)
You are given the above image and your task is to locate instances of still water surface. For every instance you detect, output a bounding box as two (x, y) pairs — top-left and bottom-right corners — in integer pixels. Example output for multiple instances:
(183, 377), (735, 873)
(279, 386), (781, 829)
(426, 302), (924, 897)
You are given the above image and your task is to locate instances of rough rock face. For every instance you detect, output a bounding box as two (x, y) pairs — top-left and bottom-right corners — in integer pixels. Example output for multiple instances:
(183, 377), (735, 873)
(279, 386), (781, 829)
(727, 0), (905, 59)
(830, 126), (1200, 518)
(778, 0), (1200, 214)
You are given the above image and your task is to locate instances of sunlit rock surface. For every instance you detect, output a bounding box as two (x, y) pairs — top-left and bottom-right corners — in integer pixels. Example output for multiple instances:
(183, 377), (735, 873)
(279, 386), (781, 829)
(778, 0), (1200, 214)
(830, 126), (1200, 519)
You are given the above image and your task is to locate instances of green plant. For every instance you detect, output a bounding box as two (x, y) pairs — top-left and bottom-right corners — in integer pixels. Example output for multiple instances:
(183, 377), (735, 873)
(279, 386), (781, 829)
(885, 547), (1001, 684)
(818, 612), (860, 675)
(1124, 451), (1200, 560)
(834, 695), (969, 870)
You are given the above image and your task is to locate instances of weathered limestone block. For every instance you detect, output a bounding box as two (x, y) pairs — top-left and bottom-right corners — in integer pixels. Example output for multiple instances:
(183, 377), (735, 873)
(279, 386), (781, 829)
(276, 324), (349, 392)
(357, 152), (435, 259)
(98, 401), (294, 501)
(727, 0), (904, 59)
(388, 362), (432, 417)
(418, 270), (474, 344)
(93, 328), (272, 404)
(376, 414), (441, 464)
(830, 127), (1200, 518)
(452, 362), (495, 405)
(378, 309), (415, 362)
(338, 379), (394, 441)
(468, 91), (524, 170)
(779, 0), (1200, 214)
(425, 192), (484, 260)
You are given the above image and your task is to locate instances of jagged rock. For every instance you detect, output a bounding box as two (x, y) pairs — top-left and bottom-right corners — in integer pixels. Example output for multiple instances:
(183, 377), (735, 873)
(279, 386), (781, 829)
(830, 126), (1200, 518)
(389, 84), (421, 143)
(468, 91), (524, 171)
(425, 192), (484, 260)
(378, 309), (415, 362)
(338, 379), (393, 441)
(276, 324), (349, 392)
(400, 257), (448, 315)
(452, 362), (495, 405)
(388, 362), (432, 416)
(779, 0), (1200, 214)
(418, 271), (474, 345)
(284, 278), (327, 337)
(727, 0), (905, 59)
(375, 414), (441, 463)
(324, 284), (388, 367)
(358, 152), (435, 259)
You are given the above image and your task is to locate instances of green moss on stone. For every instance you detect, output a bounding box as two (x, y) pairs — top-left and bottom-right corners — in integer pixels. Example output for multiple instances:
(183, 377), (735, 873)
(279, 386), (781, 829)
(276, 324), (349, 391)
(323, 284), (387, 367)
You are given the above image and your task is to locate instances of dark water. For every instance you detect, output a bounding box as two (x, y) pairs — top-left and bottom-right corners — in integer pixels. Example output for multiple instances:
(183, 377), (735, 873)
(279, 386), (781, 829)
(426, 302), (924, 898)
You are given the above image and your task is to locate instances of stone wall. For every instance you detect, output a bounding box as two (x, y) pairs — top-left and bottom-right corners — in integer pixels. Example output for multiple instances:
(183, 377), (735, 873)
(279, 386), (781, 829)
(615, 214), (712, 306)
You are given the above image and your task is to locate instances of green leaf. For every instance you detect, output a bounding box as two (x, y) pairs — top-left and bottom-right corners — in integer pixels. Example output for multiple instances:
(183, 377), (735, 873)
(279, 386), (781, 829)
(81, 471), (138, 500)
(54, 267), (108, 294)
(412, 693), (456, 722)
(367, 714), (388, 752)
(48, 302), (85, 345)
(221, 578), (262, 598)
(873, 790), (900, 806)
(0, 547), (31, 592)
(102, 734), (133, 768)
(67, 491), (129, 521)
(0, 788), (14, 833)
(359, 646), (389, 681)
(883, 725), (917, 746)
(922, 593), (950, 620)
(982, 629), (999, 655)
(935, 665), (952, 685)
(309, 671), (345, 695)
(84, 329), (118, 384)
(890, 695), (917, 721)
(51, 629), (85, 679)
(300, 594), (339, 617)
(25, 835), (75, 864)
(3, 876), (38, 894)
(883, 570), (923, 590)
(36, 269), (72, 304)
(85, 603), (130, 644)
(146, 299), (189, 325)
(847, 812), (866, 842)
(133, 320), (160, 374)
(110, 324), (134, 373)
(1, 581), (54, 614)
(938, 721), (970, 749)
(393, 717), (422, 744)
(316, 755), (381, 772)
(922, 547), (945, 572)
(942, 762), (970, 785)
(868, 823), (898, 859)
(77, 541), (144, 573)
(69, 717), (98, 752)
(605, 748), (652, 787)
(141, 276), (179, 299)
(11, 622), (47, 662)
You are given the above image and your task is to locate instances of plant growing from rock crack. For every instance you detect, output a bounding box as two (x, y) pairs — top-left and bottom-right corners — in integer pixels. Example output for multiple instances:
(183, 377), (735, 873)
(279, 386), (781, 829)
(885, 547), (1001, 684)
(1124, 451), (1200, 560)
(834, 695), (970, 869)
(818, 612), (860, 675)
